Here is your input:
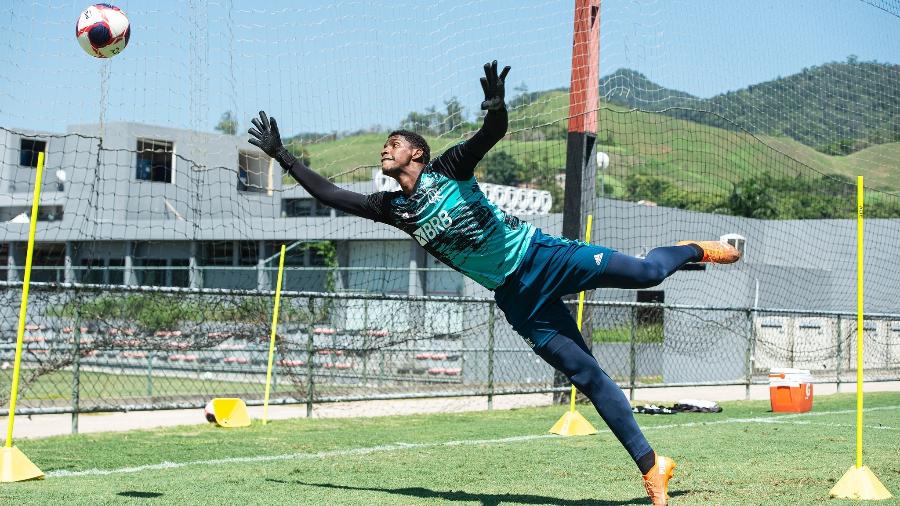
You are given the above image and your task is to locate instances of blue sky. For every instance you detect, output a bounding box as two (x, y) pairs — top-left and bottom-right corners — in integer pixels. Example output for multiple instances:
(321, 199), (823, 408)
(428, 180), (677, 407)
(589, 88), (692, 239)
(1, 0), (897, 136)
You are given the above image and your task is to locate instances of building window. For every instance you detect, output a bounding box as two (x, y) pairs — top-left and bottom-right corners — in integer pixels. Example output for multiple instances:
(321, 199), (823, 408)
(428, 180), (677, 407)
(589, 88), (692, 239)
(79, 258), (106, 284)
(4, 206), (63, 222)
(108, 258), (125, 285)
(0, 243), (7, 282)
(238, 241), (258, 266)
(203, 241), (233, 266)
(136, 139), (174, 183)
(20, 139), (47, 167)
(282, 198), (313, 217)
(30, 243), (65, 283)
(135, 258), (167, 286)
(315, 204), (332, 217)
(237, 151), (270, 193)
(170, 258), (190, 287)
(281, 198), (333, 217)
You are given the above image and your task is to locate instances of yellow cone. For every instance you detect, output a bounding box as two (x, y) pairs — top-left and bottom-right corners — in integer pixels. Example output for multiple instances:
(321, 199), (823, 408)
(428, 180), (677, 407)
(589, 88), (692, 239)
(0, 446), (44, 482)
(211, 398), (251, 428)
(830, 466), (892, 500)
(549, 410), (597, 436)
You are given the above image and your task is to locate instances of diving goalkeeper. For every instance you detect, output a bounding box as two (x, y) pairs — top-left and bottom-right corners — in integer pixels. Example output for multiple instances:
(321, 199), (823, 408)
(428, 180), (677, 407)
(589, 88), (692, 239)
(249, 61), (740, 506)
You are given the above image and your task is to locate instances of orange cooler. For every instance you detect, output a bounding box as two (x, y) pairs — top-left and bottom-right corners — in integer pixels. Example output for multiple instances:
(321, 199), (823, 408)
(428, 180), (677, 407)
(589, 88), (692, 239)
(768, 368), (814, 413)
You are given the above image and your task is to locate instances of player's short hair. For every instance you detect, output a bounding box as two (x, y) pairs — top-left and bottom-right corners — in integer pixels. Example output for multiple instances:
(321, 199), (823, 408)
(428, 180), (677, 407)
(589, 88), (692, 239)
(388, 130), (430, 164)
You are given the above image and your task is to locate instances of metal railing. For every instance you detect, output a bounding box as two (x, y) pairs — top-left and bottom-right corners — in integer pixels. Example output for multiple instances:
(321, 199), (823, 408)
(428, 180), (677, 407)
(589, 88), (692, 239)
(0, 282), (897, 432)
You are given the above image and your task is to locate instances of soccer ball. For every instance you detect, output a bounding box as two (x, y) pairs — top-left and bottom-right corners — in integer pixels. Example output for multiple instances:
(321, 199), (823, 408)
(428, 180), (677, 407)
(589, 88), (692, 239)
(75, 4), (130, 58)
(203, 400), (217, 423)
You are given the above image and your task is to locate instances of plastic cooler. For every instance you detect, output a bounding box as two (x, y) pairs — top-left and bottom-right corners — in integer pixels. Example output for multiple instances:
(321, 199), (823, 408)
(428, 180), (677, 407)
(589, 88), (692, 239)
(768, 368), (814, 412)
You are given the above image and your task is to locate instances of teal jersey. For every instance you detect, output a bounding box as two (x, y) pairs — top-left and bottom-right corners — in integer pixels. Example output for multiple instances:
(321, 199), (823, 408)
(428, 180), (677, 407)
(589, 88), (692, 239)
(279, 108), (529, 288)
(366, 165), (534, 289)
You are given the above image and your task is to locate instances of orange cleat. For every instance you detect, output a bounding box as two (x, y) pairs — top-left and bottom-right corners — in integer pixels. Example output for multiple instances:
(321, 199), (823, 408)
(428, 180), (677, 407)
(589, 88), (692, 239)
(642, 455), (677, 506)
(677, 240), (741, 264)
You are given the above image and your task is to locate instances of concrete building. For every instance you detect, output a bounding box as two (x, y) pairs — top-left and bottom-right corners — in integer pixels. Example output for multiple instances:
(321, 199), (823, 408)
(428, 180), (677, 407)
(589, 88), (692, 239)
(2, 122), (898, 386)
(2, 121), (899, 312)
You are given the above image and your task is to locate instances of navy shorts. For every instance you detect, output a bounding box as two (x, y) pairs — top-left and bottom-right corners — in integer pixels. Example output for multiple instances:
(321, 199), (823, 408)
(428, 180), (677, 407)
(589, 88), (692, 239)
(493, 228), (616, 349)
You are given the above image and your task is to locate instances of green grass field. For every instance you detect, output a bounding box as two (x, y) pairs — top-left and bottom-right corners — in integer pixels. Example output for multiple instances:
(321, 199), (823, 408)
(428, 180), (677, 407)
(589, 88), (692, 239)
(3, 391), (898, 505)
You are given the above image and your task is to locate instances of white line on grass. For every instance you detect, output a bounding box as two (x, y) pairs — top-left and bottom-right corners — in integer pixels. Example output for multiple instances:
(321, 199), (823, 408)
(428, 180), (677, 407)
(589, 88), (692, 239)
(46, 405), (900, 479)
(47, 434), (557, 478)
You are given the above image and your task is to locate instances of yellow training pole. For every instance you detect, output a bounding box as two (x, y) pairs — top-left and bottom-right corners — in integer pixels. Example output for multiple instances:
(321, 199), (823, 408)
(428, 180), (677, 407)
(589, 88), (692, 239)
(829, 176), (892, 500)
(571, 214), (594, 413)
(549, 215), (597, 436)
(855, 176), (864, 469)
(6, 151), (46, 448)
(262, 244), (287, 424)
(1, 151), (45, 482)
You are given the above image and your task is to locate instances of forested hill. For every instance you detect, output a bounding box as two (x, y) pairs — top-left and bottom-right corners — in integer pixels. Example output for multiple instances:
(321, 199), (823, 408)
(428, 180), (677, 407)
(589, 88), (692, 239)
(601, 58), (900, 155)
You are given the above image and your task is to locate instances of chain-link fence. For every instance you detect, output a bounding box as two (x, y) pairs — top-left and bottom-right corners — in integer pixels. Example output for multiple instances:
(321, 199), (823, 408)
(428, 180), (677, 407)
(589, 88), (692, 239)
(1, 282), (898, 421)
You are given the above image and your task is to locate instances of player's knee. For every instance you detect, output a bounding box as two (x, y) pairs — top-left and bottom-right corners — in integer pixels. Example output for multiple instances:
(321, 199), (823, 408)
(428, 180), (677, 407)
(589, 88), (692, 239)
(570, 365), (607, 395)
(634, 262), (667, 288)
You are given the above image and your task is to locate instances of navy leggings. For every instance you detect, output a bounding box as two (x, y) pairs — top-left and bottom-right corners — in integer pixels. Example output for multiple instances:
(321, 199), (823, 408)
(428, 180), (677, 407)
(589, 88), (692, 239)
(536, 245), (699, 464)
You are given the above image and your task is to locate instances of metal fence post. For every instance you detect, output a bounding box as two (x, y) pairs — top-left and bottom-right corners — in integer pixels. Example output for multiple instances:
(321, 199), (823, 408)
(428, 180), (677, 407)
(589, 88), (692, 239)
(744, 309), (756, 400)
(361, 299), (369, 386)
(305, 326), (315, 418)
(487, 302), (495, 411)
(629, 305), (637, 401)
(835, 315), (843, 392)
(146, 352), (154, 397)
(70, 316), (82, 435)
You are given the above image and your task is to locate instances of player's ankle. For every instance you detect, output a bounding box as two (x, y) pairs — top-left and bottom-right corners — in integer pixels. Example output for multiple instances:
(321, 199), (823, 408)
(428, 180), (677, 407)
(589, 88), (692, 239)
(637, 450), (656, 475)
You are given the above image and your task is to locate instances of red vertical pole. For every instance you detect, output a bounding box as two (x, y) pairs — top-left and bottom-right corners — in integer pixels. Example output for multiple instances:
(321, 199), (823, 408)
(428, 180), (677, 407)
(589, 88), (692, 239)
(568, 0), (601, 135)
(562, 0), (601, 242)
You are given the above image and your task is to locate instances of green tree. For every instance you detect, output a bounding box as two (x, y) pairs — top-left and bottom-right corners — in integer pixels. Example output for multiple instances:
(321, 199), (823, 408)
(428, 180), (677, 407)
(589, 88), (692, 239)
(444, 97), (464, 133)
(723, 173), (857, 219)
(400, 111), (432, 134)
(215, 111), (238, 135)
(285, 140), (312, 167)
(479, 151), (526, 186)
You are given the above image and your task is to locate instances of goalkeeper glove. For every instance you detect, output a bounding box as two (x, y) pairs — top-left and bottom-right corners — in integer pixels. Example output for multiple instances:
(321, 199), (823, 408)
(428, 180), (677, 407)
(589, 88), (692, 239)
(480, 60), (511, 111)
(248, 110), (296, 166)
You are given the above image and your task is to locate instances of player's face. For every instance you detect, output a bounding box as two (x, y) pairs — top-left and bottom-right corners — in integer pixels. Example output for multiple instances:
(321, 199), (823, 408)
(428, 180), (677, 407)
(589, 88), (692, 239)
(380, 135), (421, 176)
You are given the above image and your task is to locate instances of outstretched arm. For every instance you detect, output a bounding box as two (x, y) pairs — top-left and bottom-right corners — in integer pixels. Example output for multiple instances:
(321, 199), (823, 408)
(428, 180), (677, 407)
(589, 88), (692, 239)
(248, 111), (381, 221)
(434, 61), (510, 180)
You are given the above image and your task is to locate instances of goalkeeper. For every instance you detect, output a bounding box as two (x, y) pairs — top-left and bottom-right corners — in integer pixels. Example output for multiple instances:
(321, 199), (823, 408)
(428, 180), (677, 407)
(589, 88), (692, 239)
(249, 61), (740, 506)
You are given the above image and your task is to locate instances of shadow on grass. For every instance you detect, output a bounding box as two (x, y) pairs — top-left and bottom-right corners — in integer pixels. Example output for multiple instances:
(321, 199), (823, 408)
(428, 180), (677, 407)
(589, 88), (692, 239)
(267, 478), (691, 505)
(117, 491), (164, 498)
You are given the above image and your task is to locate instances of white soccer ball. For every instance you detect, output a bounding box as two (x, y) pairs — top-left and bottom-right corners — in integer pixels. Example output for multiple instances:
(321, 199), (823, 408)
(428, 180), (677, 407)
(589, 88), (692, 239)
(596, 151), (610, 170)
(204, 400), (217, 423)
(75, 4), (131, 58)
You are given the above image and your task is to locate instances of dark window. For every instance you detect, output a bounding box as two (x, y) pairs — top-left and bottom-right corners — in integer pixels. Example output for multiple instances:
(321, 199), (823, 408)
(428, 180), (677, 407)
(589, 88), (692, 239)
(79, 258), (105, 284)
(40, 206), (63, 221)
(108, 258), (125, 285)
(20, 139), (47, 167)
(136, 139), (173, 183)
(170, 258), (190, 287)
(282, 198), (314, 217)
(30, 243), (65, 283)
(315, 204), (332, 217)
(203, 241), (233, 266)
(238, 241), (258, 266)
(136, 258), (166, 286)
(310, 248), (328, 267)
(237, 151), (269, 193)
(0, 243), (7, 282)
